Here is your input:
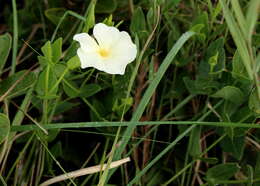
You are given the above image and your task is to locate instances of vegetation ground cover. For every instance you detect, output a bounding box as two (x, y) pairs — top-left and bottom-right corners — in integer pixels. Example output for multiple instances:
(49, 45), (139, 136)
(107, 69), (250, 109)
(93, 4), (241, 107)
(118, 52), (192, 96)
(0, 0), (259, 185)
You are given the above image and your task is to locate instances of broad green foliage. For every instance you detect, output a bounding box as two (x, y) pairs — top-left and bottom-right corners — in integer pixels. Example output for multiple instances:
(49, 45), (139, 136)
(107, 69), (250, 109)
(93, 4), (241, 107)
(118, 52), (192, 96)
(206, 163), (239, 184)
(67, 55), (80, 70)
(39, 38), (63, 65)
(83, 0), (96, 32)
(211, 86), (244, 104)
(62, 79), (80, 98)
(51, 38), (63, 63)
(232, 51), (249, 81)
(220, 135), (245, 160)
(0, 113), (10, 144)
(130, 7), (148, 41)
(36, 67), (58, 99)
(0, 33), (12, 73)
(0, 70), (36, 99)
(79, 84), (102, 98)
(249, 89), (260, 114)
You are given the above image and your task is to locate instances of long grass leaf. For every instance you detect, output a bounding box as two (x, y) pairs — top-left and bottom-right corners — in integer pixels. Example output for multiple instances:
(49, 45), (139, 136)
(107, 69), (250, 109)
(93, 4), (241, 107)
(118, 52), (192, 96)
(246, 0), (260, 42)
(11, 0), (18, 75)
(12, 119), (260, 132)
(220, 0), (253, 80)
(230, 0), (247, 39)
(113, 31), (195, 161)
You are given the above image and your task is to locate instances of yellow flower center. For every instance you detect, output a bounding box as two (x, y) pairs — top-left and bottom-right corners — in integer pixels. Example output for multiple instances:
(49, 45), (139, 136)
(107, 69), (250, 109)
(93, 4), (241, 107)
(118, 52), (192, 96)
(98, 48), (110, 58)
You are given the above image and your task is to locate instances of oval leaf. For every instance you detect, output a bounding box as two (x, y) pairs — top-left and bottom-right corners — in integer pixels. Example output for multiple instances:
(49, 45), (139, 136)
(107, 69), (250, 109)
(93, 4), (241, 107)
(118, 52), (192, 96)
(35, 67), (58, 99)
(206, 163), (239, 183)
(249, 88), (260, 114)
(0, 113), (10, 144)
(211, 86), (244, 104)
(79, 84), (102, 98)
(0, 33), (12, 73)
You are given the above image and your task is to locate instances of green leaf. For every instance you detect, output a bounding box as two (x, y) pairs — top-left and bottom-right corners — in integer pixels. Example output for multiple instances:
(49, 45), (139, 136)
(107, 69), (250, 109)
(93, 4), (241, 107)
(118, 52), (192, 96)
(246, 0), (260, 40)
(64, 42), (78, 61)
(220, 0), (253, 80)
(203, 37), (225, 75)
(146, 8), (155, 31)
(35, 67), (58, 99)
(79, 84), (102, 98)
(130, 7), (147, 39)
(54, 101), (79, 115)
(0, 113), (10, 144)
(102, 15), (115, 26)
(249, 88), (260, 114)
(51, 37), (62, 63)
(206, 163), (239, 183)
(220, 136), (245, 160)
(38, 56), (49, 67)
(232, 51), (249, 80)
(67, 55), (80, 70)
(112, 97), (133, 116)
(41, 41), (52, 62)
(188, 126), (201, 157)
(211, 86), (244, 104)
(192, 12), (209, 36)
(96, 0), (117, 14)
(45, 8), (66, 25)
(0, 33), (12, 73)
(83, 0), (96, 32)
(197, 157), (218, 164)
(0, 71), (36, 99)
(190, 24), (206, 42)
(208, 52), (219, 73)
(90, 98), (106, 121)
(54, 63), (69, 78)
(211, 1), (222, 22)
(62, 79), (80, 98)
(230, 0), (247, 40)
(183, 76), (219, 95)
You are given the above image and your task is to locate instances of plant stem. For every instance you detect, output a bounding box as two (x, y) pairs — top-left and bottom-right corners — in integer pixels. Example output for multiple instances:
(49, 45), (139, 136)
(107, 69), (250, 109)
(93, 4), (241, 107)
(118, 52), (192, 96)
(11, 0), (18, 75)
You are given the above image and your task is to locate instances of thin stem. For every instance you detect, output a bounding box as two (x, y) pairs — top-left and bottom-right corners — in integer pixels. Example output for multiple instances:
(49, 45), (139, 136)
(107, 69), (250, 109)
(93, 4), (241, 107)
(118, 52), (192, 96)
(49, 67), (69, 93)
(11, 0), (18, 75)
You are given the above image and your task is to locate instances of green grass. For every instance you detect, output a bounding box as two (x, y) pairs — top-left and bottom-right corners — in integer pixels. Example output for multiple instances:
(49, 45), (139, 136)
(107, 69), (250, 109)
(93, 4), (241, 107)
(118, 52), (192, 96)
(0, 0), (259, 185)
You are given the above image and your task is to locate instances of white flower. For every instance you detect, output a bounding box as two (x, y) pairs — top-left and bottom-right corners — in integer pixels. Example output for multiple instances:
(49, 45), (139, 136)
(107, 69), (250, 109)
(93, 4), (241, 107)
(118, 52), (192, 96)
(73, 23), (137, 75)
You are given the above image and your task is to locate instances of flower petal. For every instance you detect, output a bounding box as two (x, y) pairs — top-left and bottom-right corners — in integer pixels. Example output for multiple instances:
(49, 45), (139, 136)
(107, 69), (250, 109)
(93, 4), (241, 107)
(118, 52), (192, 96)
(73, 33), (98, 52)
(111, 31), (137, 63)
(101, 58), (127, 75)
(77, 48), (122, 74)
(77, 48), (101, 69)
(93, 23), (120, 49)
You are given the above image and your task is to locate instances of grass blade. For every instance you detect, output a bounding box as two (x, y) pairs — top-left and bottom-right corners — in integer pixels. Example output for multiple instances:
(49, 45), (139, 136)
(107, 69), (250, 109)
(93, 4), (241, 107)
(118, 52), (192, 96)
(246, 0), (260, 42)
(220, 0), (253, 80)
(127, 125), (196, 186)
(11, 121), (260, 132)
(11, 0), (18, 75)
(230, 0), (247, 39)
(113, 31), (195, 162)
